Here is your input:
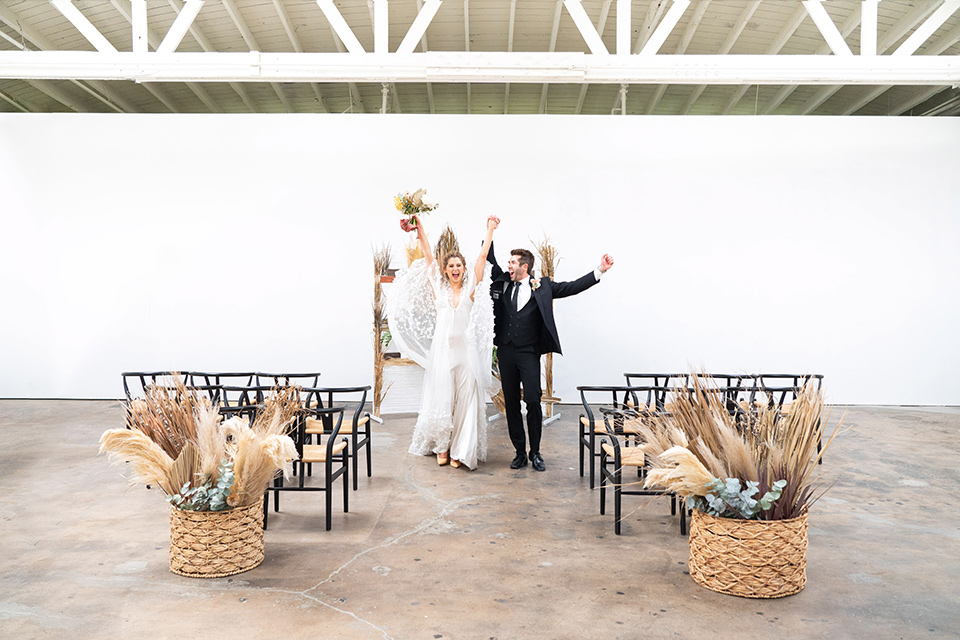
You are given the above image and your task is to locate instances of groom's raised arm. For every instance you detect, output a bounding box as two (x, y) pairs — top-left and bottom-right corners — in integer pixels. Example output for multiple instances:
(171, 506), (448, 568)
(487, 240), (504, 280)
(550, 253), (614, 299)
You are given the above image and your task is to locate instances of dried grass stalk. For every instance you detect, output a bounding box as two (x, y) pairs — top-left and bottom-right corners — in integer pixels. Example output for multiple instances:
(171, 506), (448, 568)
(99, 428), (175, 492)
(405, 242), (424, 266)
(434, 225), (459, 266)
(251, 385), (300, 436)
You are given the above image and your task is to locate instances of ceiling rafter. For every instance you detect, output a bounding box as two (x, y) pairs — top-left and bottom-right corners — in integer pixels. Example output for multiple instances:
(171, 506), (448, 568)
(763, 4), (862, 114)
(221, 0), (297, 112)
(539, 0), (564, 114)
(1, 3), (128, 112)
(842, 18), (960, 115)
(610, 0), (668, 113)
(798, 0), (943, 114)
(802, 0), (853, 56)
(575, 0), (612, 115)
(646, 0), (710, 114)
(721, 3), (809, 114)
(0, 87), (31, 112)
(51, 0), (118, 53)
(503, 0), (516, 114)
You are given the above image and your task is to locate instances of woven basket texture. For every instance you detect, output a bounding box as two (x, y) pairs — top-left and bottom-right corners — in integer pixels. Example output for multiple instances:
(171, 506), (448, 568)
(688, 509), (808, 598)
(169, 499), (265, 578)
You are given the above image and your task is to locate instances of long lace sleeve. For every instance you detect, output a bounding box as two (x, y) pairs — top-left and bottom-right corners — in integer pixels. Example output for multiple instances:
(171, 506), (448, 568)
(386, 258), (437, 368)
(466, 263), (497, 398)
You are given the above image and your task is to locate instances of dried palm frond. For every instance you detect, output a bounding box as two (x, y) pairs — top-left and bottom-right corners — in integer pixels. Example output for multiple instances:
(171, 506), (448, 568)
(168, 441), (200, 495)
(434, 225), (459, 266)
(194, 401), (226, 481)
(251, 385), (301, 436)
(644, 446), (714, 497)
(99, 428), (175, 492)
(125, 376), (198, 459)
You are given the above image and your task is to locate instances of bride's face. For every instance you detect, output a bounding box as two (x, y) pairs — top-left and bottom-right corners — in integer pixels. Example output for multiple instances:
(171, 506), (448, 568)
(445, 257), (465, 285)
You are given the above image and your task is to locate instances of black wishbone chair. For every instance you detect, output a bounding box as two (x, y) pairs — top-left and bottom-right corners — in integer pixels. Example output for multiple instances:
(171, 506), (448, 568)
(121, 371), (189, 403)
(264, 404), (349, 531)
(255, 372), (322, 389)
(579, 385), (662, 490)
(302, 386), (373, 491)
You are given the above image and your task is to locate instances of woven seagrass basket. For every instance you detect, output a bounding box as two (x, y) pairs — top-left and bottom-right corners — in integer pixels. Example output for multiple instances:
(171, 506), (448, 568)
(688, 509), (808, 598)
(169, 499), (265, 578)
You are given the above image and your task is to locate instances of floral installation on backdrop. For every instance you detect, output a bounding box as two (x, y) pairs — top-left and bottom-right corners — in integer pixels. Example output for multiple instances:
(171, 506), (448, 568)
(395, 188), (438, 228)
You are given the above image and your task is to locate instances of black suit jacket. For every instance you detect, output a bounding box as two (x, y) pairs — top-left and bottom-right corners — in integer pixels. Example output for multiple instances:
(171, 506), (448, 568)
(487, 241), (599, 355)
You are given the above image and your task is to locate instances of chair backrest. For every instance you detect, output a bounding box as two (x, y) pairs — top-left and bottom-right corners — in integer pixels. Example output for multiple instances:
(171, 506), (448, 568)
(255, 372), (322, 388)
(302, 386), (371, 430)
(121, 371), (188, 402)
(578, 384), (673, 434)
(187, 372), (256, 387)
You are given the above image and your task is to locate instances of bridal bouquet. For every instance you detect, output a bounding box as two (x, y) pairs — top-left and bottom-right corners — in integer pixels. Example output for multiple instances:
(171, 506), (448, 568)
(395, 188), (438, 227)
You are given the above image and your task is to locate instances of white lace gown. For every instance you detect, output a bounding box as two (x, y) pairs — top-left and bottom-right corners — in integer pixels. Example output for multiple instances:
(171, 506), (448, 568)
(387, 258), (496, 470)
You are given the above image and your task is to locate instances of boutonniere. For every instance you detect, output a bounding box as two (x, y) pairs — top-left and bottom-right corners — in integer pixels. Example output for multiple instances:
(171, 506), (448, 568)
(530, 278), (541, 291)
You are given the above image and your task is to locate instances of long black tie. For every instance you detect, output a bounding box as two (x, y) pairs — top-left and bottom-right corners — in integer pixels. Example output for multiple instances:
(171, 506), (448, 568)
(511, 281), (520, 310)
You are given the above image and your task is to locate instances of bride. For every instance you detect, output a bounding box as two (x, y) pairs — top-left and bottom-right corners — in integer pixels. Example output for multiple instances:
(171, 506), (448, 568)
(387, 214), (499, 469)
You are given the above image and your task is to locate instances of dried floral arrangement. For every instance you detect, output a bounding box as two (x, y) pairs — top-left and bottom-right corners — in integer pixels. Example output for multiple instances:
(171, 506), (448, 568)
(100, 380), (300, 511)
(372, 244), (394, 416)
(533, 236), (559, 417)
(635, 375), (841, 520)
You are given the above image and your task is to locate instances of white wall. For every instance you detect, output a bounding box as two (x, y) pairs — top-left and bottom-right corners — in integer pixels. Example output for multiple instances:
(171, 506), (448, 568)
(1, 114), (958, 404)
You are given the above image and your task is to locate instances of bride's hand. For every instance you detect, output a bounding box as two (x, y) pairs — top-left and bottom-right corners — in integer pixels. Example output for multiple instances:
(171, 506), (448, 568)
(486, 215), (500, 231)
(400, 215), (420, 233)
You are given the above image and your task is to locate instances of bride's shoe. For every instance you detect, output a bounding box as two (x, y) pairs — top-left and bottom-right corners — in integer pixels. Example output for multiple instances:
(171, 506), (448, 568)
(437, 452), (449, 466)
(450, 459), (461, 468)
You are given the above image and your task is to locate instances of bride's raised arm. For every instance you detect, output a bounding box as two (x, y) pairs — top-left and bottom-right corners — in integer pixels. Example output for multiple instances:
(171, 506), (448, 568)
(403, 214), (433, 269)
(474, 215), (499, 285)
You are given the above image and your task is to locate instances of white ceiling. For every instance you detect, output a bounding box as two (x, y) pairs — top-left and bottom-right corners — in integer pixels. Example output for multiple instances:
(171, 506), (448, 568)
(0, 0), (958, 115)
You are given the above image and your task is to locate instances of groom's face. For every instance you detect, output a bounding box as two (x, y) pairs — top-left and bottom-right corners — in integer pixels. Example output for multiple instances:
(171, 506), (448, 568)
(508, 254), (528, 282)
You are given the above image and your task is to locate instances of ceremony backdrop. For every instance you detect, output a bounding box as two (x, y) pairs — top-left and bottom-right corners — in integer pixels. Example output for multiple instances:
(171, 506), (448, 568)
(1, 114), (958, 404)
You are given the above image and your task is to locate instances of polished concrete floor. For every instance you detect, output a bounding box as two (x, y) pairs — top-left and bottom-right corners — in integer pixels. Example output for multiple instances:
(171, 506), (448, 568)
(1, 401), (959, 639)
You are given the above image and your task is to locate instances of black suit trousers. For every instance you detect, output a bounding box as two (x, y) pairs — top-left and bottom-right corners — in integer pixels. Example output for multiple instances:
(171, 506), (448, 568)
(497, 343), (543, 456)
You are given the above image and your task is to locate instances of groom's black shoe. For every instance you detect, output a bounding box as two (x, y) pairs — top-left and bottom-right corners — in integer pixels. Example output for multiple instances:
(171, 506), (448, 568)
(530, 453), (546, 472)
(510, 452), (528, 469)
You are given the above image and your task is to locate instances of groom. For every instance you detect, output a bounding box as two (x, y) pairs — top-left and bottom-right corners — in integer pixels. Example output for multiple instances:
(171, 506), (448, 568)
(488, 239), (614, 471)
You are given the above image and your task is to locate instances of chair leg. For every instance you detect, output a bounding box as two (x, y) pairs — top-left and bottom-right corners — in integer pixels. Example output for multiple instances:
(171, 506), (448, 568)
(343, 456), (350, 513)
(680, 505), (688, 536)
(325, 459), (333, 531)
(351, 433), (359, 491)
(614, 464), (622, 536)
(599, 454), (607, 515)
(671, 493), (677, 516)
(588, 432), (596, 490)
(263, 491), (269, 530)
(365, 433), (372, 478)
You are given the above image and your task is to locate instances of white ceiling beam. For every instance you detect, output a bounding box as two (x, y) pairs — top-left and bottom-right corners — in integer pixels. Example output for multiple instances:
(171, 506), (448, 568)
(802, 0), (852, 56)
(157, 0), (204, 54)
(374, 0), (388, 53)
(798, 0), (942, 114)
(861, 0), (878, 56)
(887, 85), (948, 115)
(681, 0), (760, 114)
(4, 51), (959, 85)
(640, 0), (691, 56)
(50, 0), (118, 53)
(540, 0), (563, 114)
(164, 0), (254, 111)
(316, 0), (366, 54)
(398, 0), (442, 55)
(564, 0), (608, 55)
(26, 79), (84, 111)
(465, 0), (470, 113)
(647, 0), (709, 114)
(842, 17), (960, 114)
(616, 0), (630, 56)
(221, 0), (296, 111)
(577, 0), (612, 114)
(722, 4), (808, 114)
(0, 28), (25, 50)
(131, 0), (148, 53)
(3, 3), (129, 112)
(893, 0), (960, 57)
(763, 5), (862, 114)
(504, 0), (516, 113)
(633, 0), (669, 54)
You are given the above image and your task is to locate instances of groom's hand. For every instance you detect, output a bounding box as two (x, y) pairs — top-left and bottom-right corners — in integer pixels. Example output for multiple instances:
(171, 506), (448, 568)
(599, 254), (614, 273)
(487, 215), (500, 231)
